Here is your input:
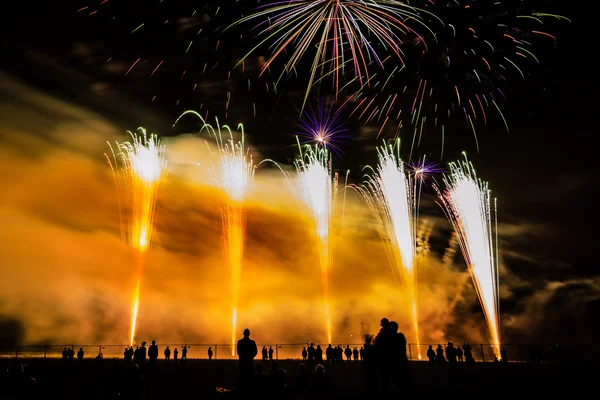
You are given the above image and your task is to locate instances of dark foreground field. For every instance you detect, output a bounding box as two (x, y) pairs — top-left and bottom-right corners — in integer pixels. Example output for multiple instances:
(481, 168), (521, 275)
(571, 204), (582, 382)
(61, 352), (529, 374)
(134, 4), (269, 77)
(1, 358), (597, 399)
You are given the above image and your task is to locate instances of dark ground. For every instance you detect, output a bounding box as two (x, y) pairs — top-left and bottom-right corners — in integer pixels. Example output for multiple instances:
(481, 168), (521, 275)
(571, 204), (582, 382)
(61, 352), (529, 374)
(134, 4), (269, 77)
(1, 358), (597, 399)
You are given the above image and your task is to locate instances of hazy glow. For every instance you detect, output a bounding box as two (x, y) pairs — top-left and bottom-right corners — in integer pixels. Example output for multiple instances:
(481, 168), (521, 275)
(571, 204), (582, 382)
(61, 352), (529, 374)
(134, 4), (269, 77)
(354, 139), (422, 359)
(107, 129), (167, 345)
(436, 154), (501, 357)
(294, 143), (336, 343)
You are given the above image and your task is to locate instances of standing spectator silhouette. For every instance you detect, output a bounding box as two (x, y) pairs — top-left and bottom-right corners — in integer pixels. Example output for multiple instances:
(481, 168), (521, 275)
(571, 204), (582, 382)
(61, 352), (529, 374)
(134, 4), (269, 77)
(173, 348), (178, 364)
(208, 347), (213, 362)
(148, 340), (159, 370)
(390, 320), (410, 393)
(359, 346), (364, 361)
(77, 348), (84, 361)
(268, 346), (274, 361)
(456, 344), (463, 362)
(237, 328), (258, 391)
(435, 345), (446, 366)
(61, 348), (68, 360)
(362, 334), (378, 395)
(307, 343), (315, 368)
(302, 347), (307, 361)
(375, 318), (395, 392)
(262, 346), (268, 361)
(353, 347), (359, 363)
(345, 345), (352, 362)
(446, 342), (457, 369)
(164, 346), (171, 363)
(427, 345), (435, 368)
(139, 342), (147, 367)
(315, 345), (323, 364)
(181, 345), (188, 364)
(326, 344), (334, 366)
(253, 364), (268, 392)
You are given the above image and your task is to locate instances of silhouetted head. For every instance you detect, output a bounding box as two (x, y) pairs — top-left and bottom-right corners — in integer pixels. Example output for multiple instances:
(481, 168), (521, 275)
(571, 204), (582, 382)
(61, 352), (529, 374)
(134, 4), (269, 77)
(364, 334), (373, 345)
(79, 348), (82, 351)
(328, 344), (332, 348)
(389, 321), (398, 331)
(315, 364), (325, 373)
(310, 343), (314, 346)
(131, 364), (139, 374)
(429, 345), (433, 349)
(272, 361), (279, 370)
(380, 318), (390, 328)
(152, 340), (156, 345)
(141, 342), (146, 346)
(298, 363), (305, 373)
(243, 328), (250, 337)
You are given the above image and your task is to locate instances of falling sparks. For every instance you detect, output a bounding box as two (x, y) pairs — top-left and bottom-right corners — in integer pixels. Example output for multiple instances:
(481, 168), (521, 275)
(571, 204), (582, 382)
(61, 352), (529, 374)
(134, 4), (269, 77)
(352, 139), (422, 359)
(434, 153), (501, 357)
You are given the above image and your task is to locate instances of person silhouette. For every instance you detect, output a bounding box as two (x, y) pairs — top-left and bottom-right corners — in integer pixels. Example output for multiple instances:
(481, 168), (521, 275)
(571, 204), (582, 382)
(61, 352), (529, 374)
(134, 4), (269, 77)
(237, 328), (258, 391)
(173, 347), (178, 364)
(148, 340), (159, 369)
(164, 346), (171, 363)
(353, 347), (359, 363)
(302, 347), (307, 361)
(427, 345), (435, 368)
(208, 347), (213, 362)
(253, 364), (268, 392)
(501, 346), (508, 363)
(456, 344), (463, 362)
(181, 345), (188, 363)
(312, 364), (330, 392)
(359, 346), (364, 361)
(62, 348), (68, 360)
(344, 345), (352, 362)
(315, 345), (323, 364)
(375, 318), (395, 392)
(262, 346), (268, 361)
(268, 346), (274, 361)
(77, 348), (84, 360)
(139, 342), (147, 366)
(307, 343), (315, 368)
(267, 361), (287, 392)
(326, 344), (334, 366)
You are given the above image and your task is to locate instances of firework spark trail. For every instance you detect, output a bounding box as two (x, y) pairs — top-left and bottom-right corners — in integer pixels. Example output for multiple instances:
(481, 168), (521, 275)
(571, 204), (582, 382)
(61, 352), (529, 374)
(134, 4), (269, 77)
(434, 153), (500, 357)
(174, 111), (255, 355)
(352, 139), (422, 358)
(230, 0), (429, 111)
(106, 129), (167, 346)
(293, 140), (338, 343)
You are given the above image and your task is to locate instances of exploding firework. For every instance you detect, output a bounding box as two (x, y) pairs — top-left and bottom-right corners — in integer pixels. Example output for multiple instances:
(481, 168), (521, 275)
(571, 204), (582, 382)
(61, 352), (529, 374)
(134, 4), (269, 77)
(293, 140), (340, 343)
(230, 0), (429, 110)
(175, 110), (255, 355)
(296, 100), (349, 155)
(352, 139), (422, 358)
(348, 0), (568, 152)
(106, 129), (168, 345)
(434, 153), (500, 356)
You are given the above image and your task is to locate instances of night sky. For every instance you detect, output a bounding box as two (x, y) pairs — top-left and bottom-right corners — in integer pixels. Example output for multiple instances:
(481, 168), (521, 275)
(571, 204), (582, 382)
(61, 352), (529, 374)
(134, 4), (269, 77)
(1, 1), (597, 347)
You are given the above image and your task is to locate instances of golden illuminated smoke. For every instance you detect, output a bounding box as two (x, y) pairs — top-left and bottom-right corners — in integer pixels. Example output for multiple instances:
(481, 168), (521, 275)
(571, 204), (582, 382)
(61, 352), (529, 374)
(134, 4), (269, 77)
(353, 139), (422, 359)
(435, 153), (501, 357)
(106, 129), (167, 345)
(175, 111), (255, 355)
(293, 141), (339, 344)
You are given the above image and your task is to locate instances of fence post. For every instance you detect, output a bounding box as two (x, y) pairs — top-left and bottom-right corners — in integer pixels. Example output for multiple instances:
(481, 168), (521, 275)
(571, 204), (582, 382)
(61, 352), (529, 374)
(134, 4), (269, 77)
(408, 344), (412, 361)
(276, 345), (279, 361)
(215, 345), (218, 361)
(480, 344), (485, 362)
(15, 346), (19, 359)
(44, 346), (47, 359)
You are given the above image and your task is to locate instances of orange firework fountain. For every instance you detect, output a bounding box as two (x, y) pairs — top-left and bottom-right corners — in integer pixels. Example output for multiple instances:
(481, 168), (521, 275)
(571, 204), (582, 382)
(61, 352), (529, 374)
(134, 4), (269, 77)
(106, 129), (167, 346)
(175, 111), (254, 355)
(293, 141), (338, 344)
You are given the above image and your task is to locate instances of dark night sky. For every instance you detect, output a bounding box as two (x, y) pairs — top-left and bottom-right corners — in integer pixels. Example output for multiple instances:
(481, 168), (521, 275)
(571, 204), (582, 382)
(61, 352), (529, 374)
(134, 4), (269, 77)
(1, 1), (598, 344)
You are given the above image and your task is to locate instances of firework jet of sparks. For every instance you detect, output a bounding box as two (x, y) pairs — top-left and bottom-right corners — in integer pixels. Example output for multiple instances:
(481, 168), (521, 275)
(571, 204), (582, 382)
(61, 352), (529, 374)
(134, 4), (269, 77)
(353, 139), (422, 358)
(435, 153), (500, 357)
(296, 100), (349, 156)
(106, 129), (167, 346)
(293, 140), (338, 343)
(230, 0), (428, 110)
(175, 111), (255, 355)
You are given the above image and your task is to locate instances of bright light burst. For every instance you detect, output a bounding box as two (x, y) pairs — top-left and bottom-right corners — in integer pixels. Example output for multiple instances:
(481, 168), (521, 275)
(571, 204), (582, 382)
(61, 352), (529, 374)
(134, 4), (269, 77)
(106, 128), (168, 346)
(293, 140), (339, 343)
(296, 100), (349, 156)
(352, 139), (422, 358)
(175, 110), (255, 355)
(230, 0), (429, 110)
(434, 153), (500, 357)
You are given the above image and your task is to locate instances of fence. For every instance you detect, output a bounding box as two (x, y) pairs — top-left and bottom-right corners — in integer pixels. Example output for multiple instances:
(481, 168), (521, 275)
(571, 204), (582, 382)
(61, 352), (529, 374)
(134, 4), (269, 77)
(1, 342), (594, 363)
